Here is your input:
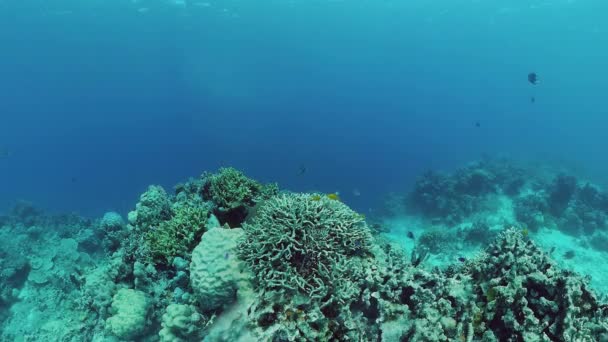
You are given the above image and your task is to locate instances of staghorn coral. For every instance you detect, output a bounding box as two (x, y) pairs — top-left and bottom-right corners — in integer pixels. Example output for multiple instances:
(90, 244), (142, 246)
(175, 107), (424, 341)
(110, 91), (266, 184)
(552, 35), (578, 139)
(239, 193), (372, 298)
(238, 193), (375, 340)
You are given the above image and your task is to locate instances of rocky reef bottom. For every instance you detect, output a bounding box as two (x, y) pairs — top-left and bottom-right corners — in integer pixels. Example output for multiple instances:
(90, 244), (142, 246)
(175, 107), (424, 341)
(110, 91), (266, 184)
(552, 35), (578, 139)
(0, 163), (607, 341)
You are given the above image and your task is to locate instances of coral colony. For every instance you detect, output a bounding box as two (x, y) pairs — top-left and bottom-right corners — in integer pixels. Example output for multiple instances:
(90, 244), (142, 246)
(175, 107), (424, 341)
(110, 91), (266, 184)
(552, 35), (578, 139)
(1, 163), (608, 341)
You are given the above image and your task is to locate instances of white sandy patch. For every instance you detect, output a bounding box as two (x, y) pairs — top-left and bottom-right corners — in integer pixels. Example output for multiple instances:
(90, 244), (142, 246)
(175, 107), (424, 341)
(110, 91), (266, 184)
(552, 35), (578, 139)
(533, 227), (608, 296)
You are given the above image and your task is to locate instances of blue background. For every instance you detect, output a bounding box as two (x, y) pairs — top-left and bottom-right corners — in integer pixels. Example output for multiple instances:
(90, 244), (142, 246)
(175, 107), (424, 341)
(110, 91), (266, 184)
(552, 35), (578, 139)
(1, 0), (607, 216)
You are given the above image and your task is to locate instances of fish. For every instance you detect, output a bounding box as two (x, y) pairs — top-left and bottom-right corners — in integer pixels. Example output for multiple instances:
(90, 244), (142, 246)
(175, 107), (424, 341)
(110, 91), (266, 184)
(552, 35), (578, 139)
(530, 96), (536, 103)
(406, 231), (415, 240)
(297, 165), (307, 175)
(310, 195), (322, 201)
(528, 72), (539, 85)
(457, 256), (467, 263)
(564, 250), (576, 259)
(475, 121), (481, 128)
(326, 193), (341, 201)
(352, 188), (361, 197)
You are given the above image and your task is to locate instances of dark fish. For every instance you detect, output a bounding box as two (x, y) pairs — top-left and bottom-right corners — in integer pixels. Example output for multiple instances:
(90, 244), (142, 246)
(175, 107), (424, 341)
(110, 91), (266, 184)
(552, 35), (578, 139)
(71, 177), (77, 183)
(406, 231), (415, 240)
(531, 96), (536, 103)
(224, 252), (230, 260)
(457, 256), (467, 263)
(297, 165), (307, 175)
(564, 250), (575, 259)
(528, 72), (538, 85)
(475, 121), (481, 128)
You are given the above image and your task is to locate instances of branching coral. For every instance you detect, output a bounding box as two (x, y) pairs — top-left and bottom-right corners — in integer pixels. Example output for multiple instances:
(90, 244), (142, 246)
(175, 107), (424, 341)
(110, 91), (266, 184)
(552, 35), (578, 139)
(202, 167), (278, 227)
(464, 228), (608, 340)
(129, 185), (173, 229)
(144, 204), (209, 263)
(239, 193), (372, 298)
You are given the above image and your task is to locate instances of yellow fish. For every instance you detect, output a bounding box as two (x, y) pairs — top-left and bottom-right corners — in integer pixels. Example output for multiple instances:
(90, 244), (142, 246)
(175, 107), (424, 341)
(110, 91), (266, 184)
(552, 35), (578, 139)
(310, 195), (322, 201)
(326, 193), (341, 201)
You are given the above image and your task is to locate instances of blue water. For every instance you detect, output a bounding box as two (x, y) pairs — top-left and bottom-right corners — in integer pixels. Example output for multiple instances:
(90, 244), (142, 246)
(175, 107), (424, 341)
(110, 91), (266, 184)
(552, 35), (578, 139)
(1, 0), (607, 216)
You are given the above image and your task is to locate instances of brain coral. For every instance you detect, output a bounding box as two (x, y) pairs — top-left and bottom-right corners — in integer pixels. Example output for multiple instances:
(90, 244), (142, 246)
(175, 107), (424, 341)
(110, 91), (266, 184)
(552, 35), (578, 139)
(189, 227), (253, 312)
(159, 303), (205, 342)
(105, 288), (149, 340)
(239, 193), (372, 298)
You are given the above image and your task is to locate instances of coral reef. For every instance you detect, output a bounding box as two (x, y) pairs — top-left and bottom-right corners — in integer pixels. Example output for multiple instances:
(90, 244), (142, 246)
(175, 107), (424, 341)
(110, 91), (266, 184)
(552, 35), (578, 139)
(514, 174), (608, 237)
(513, 190), (551, 232)
(105, 288), (150, 339)
(238, 193), (375, 340)
(405, 158), (608, 253)
(144, 204), (209, 263)
(464, 228), (608, 340)
(202, 167), (278, 227)
(417, 228), (453, 253)
(190, 227), (253, 312)
(129, 185), (173, 229)
(240, 193), (372, 298)
(407, 160), (512, 225)
(159, 303), (206, 342)
(2, 165), (608, 342)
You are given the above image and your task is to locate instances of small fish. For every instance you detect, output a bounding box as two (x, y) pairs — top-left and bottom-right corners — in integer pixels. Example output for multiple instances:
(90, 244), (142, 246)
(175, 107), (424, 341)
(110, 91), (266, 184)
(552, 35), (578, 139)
(457, 256), (467, 263)
(521, 227), (529, 237)
(297, 165), (307, 175)
(530, 96), (536, 103)
(224, 252), (230, 260)
(406, 231), (415, 240)
(564, 250), (576, 260)
(357, 213), (366, 220)
(528, 72), (539, 85)
(352, 188), (361, 197)
(326, 193), (341, 201)
(475, 121), (481, 128)
(310, 194), (322, 201)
